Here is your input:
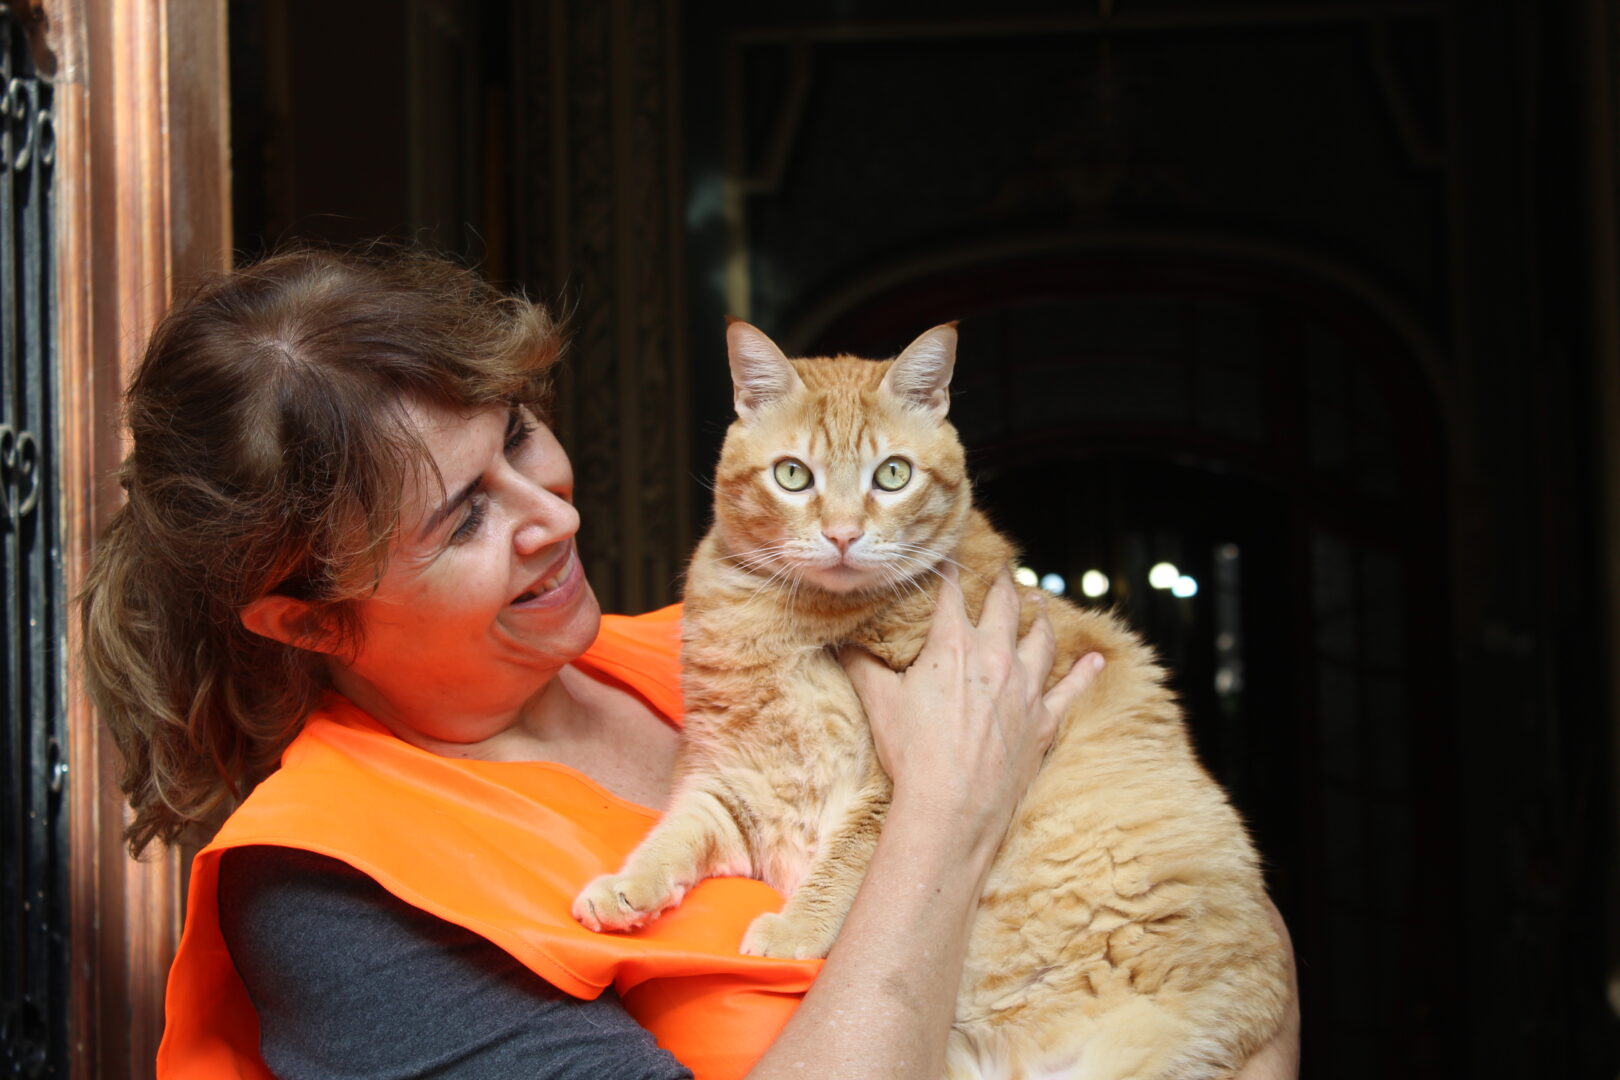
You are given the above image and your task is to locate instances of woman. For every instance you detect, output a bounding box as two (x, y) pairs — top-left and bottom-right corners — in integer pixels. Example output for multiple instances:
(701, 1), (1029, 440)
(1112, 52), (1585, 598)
(83, 250), (1298, 1079)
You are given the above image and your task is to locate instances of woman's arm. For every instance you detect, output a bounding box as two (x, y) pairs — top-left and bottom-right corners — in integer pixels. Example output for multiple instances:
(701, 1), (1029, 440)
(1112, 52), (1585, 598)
(745, 571), (1102, 1079)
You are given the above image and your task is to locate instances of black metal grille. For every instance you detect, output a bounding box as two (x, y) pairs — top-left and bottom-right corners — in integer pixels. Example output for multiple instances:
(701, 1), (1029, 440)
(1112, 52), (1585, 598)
(0, 4), (63, 1077)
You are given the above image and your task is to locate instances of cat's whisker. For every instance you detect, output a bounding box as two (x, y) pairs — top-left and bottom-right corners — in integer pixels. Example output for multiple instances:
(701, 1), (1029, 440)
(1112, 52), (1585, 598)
(891, 542), (992, 587)
(896, 573), (928, 608)
(892, 548), (996, 598)
(883, 548), (938, 580)
(736, 554), (792, 578)
(716, 539), (793, 558)
(872, 556), (924, 605)
(719, 543), (803, 584)
(887, 566), (926, 608)
(715, 549), (796, 610)
(716, 541), (795, 571)
(898, 565), (932, 605)
(739, 562), (800, 609)
(912, 559), (968, 605)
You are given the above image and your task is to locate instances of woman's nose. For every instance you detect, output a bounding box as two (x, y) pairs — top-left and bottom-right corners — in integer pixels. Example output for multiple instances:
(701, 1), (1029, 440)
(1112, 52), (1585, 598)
(512, 481), (579, 556)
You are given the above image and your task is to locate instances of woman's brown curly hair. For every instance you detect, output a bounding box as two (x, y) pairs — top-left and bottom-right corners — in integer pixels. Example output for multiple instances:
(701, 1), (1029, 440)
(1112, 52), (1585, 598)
(80, 248), (563, 856)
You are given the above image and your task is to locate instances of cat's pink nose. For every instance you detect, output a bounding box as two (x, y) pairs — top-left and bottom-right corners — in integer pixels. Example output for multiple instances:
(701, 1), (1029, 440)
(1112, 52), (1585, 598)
(823, 525), (863, 554)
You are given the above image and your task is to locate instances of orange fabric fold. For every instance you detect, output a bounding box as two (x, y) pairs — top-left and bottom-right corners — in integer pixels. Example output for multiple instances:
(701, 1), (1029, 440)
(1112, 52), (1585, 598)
(157, 605), (819, 1080)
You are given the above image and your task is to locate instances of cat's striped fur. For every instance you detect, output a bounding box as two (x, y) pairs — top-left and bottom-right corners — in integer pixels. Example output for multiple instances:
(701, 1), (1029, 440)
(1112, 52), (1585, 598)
(575, 323), (1288, 1079)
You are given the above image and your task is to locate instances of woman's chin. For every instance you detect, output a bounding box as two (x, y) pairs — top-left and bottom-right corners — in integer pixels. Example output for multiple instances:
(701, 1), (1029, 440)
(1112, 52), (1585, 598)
(551, 584), (603, 666)
(504, 569), (602, 664)
(565, 579), (603, 640)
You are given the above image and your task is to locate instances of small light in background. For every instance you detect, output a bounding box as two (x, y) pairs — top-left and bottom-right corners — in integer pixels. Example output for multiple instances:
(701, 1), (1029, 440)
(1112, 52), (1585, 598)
(1039, 573), (1066, 596)
(1080, 570), (1109, 598)
(1014, 565), (1038, 587)
(1171, 574), (1199, 598)
(1148, 562), (1180, 590)
(1219, 543), (1241, 562)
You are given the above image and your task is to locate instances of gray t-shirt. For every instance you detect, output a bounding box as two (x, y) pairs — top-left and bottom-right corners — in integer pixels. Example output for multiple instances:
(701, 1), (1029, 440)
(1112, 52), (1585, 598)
(218, 845), (695, 1079)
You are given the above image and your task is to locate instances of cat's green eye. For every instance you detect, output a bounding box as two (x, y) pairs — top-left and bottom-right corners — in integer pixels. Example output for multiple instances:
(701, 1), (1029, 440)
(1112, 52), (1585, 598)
(773, 458), (812, 491)
(873, 456), (912, 491)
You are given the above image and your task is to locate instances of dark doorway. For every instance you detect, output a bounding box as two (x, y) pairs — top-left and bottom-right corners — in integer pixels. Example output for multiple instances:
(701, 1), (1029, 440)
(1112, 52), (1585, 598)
(803, 248), (1456, 1072)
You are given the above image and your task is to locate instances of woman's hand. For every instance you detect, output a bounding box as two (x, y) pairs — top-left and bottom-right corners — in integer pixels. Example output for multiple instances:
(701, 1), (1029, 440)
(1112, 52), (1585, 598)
(840, 566), (1104, 857)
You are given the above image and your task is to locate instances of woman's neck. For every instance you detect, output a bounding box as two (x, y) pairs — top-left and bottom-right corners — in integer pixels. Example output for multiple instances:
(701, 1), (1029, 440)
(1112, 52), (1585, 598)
(325, 658), (581, 762)
(325, 661), (678, 806)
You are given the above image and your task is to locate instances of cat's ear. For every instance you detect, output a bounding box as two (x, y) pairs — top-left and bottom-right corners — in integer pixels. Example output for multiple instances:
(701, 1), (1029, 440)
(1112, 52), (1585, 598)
(881, 323), (957, 419)
(727, 319), (805, 417)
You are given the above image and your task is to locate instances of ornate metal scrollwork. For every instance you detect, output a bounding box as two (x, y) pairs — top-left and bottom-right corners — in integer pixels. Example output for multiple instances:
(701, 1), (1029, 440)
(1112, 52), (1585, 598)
(0, 423), (40, 529)
(33, 105), (50, 167)
(0, 2), (64, 1076)
(5, 75), (27, 171)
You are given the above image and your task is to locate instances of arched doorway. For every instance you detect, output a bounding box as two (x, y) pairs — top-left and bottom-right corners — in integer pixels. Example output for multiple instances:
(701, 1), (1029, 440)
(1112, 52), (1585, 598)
(802, 242), (1459, 1071)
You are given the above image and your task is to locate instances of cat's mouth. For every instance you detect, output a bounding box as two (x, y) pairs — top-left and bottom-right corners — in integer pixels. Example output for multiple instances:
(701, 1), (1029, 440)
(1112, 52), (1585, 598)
(799, 557), (878, 593)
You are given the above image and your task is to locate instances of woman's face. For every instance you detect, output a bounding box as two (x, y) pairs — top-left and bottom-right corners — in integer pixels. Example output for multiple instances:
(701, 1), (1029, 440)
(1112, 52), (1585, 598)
(331, 399), (600, 742)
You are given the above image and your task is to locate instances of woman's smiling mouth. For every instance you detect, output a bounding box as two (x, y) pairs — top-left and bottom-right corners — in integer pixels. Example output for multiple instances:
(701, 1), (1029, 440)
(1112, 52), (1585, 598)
(511, 543), (579, 607)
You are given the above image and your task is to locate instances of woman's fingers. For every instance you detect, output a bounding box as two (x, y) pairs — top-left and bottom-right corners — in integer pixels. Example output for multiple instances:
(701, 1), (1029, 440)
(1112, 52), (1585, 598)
(976, 569), (1021, 643)
(1015, 595), (1058, 703)
(839, 645), (898, 711)
(929, 562), (966, 631)
(1042, 651), (1105, 719)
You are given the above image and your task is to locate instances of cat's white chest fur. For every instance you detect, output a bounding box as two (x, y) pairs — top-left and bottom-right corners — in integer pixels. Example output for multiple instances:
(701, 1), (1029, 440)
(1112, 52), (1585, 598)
(755, 769), (871, 895)
(744, 648), (878, 895)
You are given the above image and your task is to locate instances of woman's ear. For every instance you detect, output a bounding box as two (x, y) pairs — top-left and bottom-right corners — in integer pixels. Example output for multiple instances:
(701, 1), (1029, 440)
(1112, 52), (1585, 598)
(240, 594), (341, 655)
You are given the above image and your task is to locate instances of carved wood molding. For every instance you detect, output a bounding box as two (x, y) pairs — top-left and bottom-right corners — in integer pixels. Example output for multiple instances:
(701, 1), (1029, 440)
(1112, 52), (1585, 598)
(48, 0), (230, 1075)
(512, 0), (690, 615)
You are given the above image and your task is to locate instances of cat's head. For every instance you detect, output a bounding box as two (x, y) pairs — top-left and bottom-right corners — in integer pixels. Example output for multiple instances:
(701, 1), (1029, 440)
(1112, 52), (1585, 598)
(712, 321), (972, 596)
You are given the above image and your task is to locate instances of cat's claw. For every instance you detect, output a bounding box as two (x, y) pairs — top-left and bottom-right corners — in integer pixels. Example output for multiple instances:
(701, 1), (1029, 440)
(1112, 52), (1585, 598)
(739, 911), (835, 960)
(573, 872), (678, 933)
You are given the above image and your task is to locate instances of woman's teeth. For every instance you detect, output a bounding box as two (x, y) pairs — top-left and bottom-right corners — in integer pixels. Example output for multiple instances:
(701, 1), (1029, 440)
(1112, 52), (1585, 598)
(515, 551), (572, 604)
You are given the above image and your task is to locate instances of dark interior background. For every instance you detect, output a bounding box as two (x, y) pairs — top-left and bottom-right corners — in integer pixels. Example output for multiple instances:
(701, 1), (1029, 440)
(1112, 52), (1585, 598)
(228, 1), (1620, 1074)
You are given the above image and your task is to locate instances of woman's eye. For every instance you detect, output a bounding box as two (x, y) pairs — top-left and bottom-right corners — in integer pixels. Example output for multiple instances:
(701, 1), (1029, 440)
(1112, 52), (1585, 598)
(450, 496), (488, 543)
(773, 459), (812, 491)
(505, 415), (536, 453)
(873, 456), (912, 491)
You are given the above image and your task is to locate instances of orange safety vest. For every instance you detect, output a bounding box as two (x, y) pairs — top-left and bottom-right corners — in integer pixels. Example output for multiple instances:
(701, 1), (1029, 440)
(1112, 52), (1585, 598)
(157, 605), (820, 1080)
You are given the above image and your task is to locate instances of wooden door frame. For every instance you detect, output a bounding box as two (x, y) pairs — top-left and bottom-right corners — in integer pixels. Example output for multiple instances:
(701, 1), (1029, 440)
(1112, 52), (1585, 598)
(46, 0), (230, 1075)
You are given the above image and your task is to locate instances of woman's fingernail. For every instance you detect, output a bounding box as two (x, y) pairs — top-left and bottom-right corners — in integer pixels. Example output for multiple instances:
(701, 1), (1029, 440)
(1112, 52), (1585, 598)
(1089, 653), (1106, 670)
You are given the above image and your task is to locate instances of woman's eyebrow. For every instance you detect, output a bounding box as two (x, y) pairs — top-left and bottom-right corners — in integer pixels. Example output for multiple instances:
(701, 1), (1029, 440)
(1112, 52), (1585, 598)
(420, 476), (480, 540)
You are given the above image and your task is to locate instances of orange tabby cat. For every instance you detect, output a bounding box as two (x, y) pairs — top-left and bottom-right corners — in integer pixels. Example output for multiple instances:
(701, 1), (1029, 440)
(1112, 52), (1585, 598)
(574, 322), (1288, 1079)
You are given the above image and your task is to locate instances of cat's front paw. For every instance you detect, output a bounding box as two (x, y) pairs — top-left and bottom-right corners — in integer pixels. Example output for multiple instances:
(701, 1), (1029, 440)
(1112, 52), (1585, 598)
(739, 911), (835, 960)
(573, 872), (682, 933)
